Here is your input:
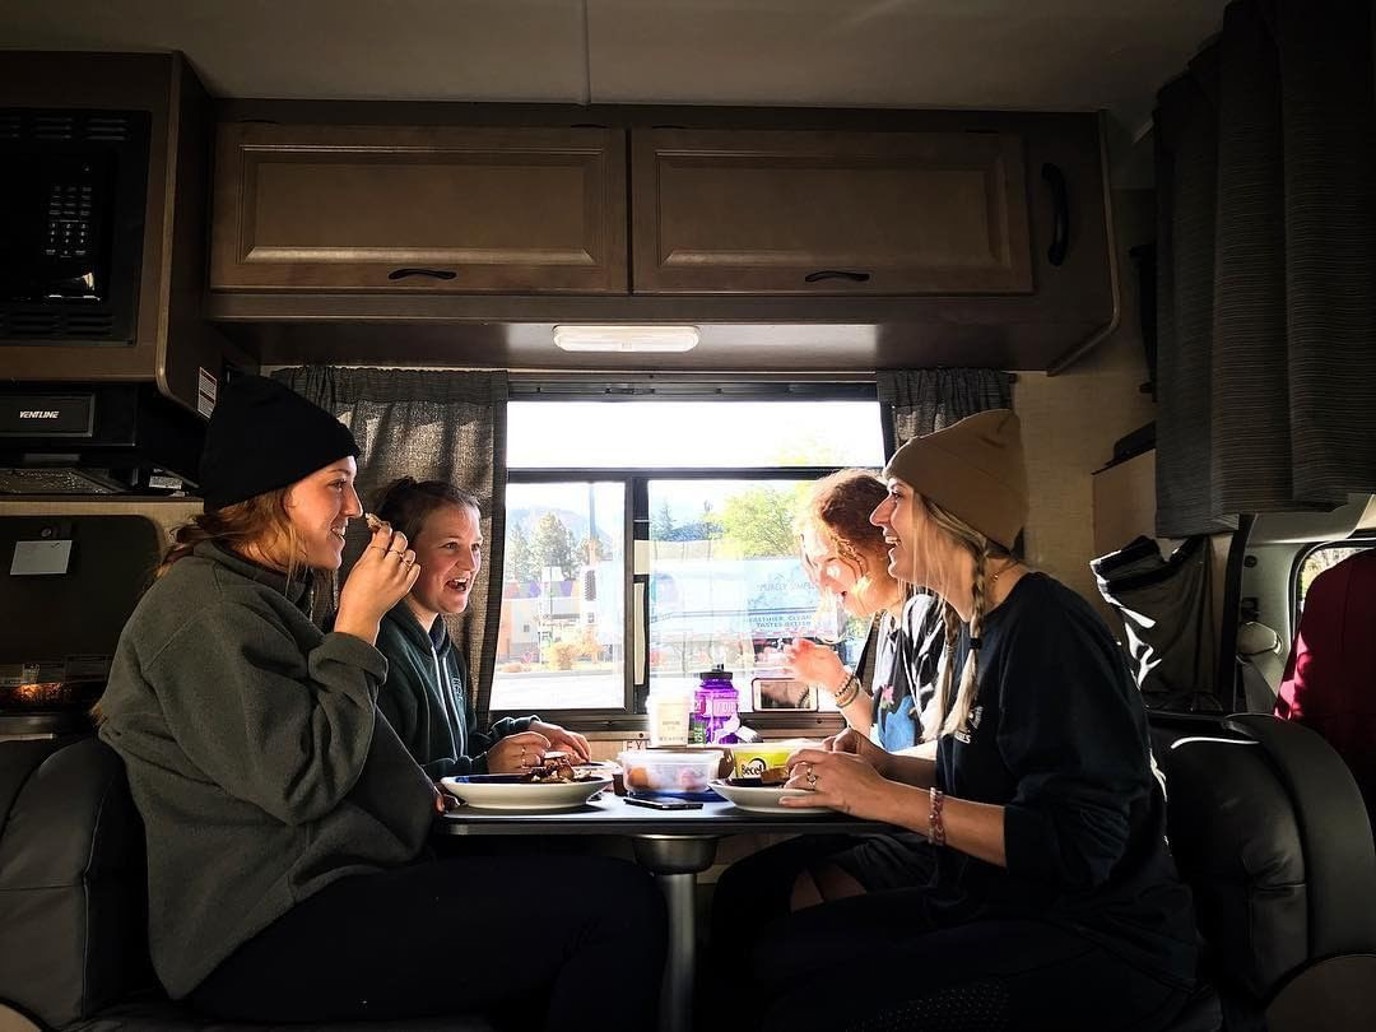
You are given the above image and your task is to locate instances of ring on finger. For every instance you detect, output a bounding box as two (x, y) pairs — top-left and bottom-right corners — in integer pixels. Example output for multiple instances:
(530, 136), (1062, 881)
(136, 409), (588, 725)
(805, 763), (818, 787)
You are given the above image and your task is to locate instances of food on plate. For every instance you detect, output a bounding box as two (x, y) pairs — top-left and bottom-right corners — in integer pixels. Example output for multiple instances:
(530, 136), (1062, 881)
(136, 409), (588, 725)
(523, 752), (600, 784)
(758, 765), (790, 786)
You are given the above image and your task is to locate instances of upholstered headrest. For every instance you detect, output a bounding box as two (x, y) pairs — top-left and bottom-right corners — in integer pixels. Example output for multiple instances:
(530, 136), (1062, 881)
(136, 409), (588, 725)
(1163, 716), (1376, 1007)
(1164, 734), (1307, 1000)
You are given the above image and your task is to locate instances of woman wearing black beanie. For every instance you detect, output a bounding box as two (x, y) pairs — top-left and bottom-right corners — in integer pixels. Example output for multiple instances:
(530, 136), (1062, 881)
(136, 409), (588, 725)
(96, 375), (665, 1031)
(747, 410), (1197, 1031)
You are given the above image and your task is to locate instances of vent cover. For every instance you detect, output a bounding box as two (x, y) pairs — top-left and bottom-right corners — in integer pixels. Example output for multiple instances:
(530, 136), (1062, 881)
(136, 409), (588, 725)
(4, 110), (137, 143)
(0, 310), (118, 340)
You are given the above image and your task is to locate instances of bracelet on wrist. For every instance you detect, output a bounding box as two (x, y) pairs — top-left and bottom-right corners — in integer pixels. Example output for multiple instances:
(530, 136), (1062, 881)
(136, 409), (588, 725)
(833, 673), (862, 708)
(929, 786), (948, 846)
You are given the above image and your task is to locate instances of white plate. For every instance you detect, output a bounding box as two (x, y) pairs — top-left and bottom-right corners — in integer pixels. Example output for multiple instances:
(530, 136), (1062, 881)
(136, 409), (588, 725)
(440, 775), (612, 812)
(709, 778), (829, 816)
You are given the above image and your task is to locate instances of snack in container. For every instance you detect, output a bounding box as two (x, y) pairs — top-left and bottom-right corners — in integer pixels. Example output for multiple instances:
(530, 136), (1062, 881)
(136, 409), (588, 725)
(617, 748), (724, 799)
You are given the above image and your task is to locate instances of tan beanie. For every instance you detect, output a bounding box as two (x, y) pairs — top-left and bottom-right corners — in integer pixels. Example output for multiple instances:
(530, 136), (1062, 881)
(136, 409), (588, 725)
(882, 409), (1028, 551)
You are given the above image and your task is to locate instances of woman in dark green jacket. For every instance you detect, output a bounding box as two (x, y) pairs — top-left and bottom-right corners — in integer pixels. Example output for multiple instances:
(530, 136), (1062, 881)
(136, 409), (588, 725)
(97, 376), (663, 1031)
(372, 477), (590, 777)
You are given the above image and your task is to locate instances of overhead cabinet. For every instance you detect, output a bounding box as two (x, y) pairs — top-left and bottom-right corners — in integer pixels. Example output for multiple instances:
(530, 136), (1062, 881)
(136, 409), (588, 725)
(211, 124), (628, 293)
(206, 109), (1115, 371)
(631, 129), (1033, 295)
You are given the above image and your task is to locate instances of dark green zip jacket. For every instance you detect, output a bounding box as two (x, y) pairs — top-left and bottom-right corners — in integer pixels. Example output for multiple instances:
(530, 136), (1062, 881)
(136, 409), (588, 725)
(98, 543), (435, 998)
(375, 604), (538, 778)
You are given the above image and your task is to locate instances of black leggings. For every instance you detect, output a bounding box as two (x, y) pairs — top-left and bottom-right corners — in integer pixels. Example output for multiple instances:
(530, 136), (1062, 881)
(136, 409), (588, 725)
(188, 854), (666, 1032)
(751, 890), (1188, 1032)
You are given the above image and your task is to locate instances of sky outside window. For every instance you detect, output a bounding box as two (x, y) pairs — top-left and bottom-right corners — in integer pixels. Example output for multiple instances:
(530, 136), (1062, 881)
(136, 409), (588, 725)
(507, 400), (884, 469)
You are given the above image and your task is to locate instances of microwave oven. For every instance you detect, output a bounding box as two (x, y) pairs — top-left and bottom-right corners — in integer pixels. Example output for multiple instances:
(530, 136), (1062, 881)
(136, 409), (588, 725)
(0, 107), (150, 344)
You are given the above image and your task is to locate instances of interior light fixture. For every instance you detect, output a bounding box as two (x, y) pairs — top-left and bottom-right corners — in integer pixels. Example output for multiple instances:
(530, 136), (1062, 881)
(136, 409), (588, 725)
(552, 324), (700, 353)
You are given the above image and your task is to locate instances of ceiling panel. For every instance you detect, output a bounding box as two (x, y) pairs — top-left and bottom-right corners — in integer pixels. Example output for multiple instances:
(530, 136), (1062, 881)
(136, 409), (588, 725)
(0, 0), (1227, 131)
(0, 0), (590, 102)
(586, 0), (1227, 130)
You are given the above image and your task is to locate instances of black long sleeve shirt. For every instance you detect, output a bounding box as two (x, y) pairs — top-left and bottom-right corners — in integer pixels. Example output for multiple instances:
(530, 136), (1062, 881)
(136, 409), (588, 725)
(933, 572), (1197, 988)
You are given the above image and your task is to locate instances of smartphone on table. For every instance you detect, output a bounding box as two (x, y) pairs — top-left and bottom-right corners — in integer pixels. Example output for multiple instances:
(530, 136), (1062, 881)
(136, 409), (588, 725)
(624, 796), (703, 810)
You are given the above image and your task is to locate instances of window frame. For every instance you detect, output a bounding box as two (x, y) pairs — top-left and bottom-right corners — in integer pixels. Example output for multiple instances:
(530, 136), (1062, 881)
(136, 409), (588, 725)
(491, 379), (883, 736)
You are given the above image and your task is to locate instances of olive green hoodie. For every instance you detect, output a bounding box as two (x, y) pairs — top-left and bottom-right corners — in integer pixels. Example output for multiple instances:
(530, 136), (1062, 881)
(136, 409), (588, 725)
(98, 543), (435, 998)
(375, 604), (536, 778)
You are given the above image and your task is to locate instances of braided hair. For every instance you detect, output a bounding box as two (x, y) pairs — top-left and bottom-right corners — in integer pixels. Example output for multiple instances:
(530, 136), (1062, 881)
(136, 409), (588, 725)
(915, 497), (1012, 741)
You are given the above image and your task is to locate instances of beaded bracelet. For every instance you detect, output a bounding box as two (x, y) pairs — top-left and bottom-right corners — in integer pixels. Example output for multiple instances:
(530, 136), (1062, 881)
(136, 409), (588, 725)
(929, 787), (948, 846)
(833, 673), (863, 708)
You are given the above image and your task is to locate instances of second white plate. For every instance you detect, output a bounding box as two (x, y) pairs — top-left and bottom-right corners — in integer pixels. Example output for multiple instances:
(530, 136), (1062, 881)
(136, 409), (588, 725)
(709, 778), (829, 816)
(440, 775), (611, 812)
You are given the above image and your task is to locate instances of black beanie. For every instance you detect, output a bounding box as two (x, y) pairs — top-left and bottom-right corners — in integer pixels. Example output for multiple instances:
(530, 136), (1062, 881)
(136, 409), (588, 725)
(199, 375), (360, 511)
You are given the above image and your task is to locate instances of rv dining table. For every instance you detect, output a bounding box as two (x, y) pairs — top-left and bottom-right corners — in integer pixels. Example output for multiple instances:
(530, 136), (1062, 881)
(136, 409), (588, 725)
(436, 795), (890, 1032)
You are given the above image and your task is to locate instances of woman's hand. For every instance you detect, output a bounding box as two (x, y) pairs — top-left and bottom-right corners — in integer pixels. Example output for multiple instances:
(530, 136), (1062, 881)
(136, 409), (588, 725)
(776, 747), (893, 818)
(781, 637), (847, 695)
(529, 721), (591, 762)
(485, 730), (553, 773)
(335, 520), (420, 643)
(825, 727), (895, 779)
(830, 726), (938, 791)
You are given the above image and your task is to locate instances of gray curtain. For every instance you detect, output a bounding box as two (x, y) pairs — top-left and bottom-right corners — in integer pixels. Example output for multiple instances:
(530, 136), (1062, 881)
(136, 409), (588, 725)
(277, 366), (509, 715)
(1154, 0), (1376, 538)
(877, 369), (1014, 447)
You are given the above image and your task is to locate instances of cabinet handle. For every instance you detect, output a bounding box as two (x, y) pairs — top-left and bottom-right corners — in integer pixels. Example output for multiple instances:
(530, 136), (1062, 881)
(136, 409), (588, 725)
(1042, 163), (1069, 267)
(387, 268), (458, 281)
(804, 270), (872, 283)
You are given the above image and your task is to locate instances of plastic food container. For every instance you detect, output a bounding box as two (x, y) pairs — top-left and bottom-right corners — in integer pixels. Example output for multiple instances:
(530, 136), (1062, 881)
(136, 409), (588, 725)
(618, 748), (725, 798)
(728, 740), (813, 780)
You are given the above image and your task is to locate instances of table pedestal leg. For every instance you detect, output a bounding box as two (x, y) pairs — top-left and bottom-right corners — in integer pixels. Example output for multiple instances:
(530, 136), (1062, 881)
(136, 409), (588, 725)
(656, 870), (696, 1032)
(632, 835), (720, 1032)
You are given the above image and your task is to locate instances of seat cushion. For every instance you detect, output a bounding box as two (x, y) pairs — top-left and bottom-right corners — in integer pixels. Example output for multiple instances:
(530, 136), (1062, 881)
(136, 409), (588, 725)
(0, 737), (154, 1028)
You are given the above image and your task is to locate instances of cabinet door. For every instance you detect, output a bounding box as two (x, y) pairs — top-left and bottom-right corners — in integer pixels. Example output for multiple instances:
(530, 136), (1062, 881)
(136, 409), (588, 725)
(212, 125), (626, 293)
(633, 129), (1031, 295)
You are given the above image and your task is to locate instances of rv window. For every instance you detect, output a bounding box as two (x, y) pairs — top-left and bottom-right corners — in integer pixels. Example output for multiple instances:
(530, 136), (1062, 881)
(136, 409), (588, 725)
(490, 396), (885, 721)
(1294, 540), (1375, 618)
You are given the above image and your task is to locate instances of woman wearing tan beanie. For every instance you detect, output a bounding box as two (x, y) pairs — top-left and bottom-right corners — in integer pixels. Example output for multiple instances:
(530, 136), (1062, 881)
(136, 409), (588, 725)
(748, 410), (1198, 1031)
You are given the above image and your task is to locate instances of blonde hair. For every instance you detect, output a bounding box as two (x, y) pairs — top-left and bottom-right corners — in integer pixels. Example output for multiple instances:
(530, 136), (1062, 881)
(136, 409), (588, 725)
(907, 495), (1013, 741)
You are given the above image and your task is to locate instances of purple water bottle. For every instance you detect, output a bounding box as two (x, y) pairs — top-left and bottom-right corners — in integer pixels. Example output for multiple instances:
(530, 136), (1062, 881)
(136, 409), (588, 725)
(693, 665), (740, 745)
